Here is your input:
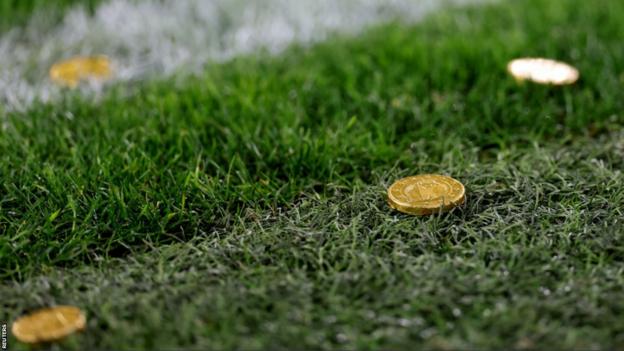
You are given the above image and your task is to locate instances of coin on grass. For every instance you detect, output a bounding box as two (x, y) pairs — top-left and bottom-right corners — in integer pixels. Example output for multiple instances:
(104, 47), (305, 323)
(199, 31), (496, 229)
(507, 58), (579, 85)
(49, 55), (112, 88)
(12, 306), (86, 344)
(387, 174), (465, 216)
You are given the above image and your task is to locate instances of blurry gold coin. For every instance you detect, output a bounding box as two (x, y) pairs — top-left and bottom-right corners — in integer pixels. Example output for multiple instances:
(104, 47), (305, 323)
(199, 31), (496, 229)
(507, 58), (579, 85)
(49, 55), (112, 88)
(388, 174), (465, 216)
(12, 306), (86, 344)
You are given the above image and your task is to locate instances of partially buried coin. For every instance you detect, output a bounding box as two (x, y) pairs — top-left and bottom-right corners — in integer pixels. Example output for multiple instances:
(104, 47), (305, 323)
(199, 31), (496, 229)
(507, 57), (579, 85)
(12, 305), (86, 344)
(387, 174), (465, 216)
(49, 55), (112, 88)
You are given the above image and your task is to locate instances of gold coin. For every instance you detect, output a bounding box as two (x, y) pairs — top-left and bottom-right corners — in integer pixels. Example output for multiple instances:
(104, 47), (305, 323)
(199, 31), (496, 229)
(49, 55), (112, 88)
(507, 58), (579, 85)
(387, 174), (465, 216)
(11, 306), (86, 344)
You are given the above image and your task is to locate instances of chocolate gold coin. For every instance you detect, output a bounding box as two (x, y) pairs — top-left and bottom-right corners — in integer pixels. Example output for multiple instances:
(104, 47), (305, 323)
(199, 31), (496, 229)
(12, 305), (86, 344)
(507, 57), (579, 85)
(388, 174), (465, 216)
(49, 55), (112, 88)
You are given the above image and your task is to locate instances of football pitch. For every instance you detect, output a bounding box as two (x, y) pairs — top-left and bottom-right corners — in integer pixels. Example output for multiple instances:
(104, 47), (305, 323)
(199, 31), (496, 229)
(1, 0), (624, 349)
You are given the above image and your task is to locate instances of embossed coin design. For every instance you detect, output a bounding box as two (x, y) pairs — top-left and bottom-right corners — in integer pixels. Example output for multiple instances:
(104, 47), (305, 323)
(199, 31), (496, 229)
(387, 174), (465, 215)
(12, 306), (86, 344)
(49, 55), (112, 88)
(507, 58), (579, 85)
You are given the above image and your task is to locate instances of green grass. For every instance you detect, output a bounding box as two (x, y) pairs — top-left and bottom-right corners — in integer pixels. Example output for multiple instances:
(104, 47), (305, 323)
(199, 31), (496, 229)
(1, 0), (624, 349)
(0, 0), (100, 33)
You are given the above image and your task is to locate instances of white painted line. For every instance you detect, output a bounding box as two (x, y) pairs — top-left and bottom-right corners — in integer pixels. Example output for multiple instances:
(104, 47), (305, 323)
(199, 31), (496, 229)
(0, 0), (488, 112)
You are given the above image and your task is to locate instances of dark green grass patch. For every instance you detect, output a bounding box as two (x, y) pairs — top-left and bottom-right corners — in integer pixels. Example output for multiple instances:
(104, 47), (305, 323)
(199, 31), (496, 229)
(1, 0), (624, 348)
(2, 130), (624, 349)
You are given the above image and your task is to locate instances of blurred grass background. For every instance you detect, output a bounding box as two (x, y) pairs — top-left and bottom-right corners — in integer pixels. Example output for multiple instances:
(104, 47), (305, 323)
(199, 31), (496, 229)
(0, 0), (100, 33)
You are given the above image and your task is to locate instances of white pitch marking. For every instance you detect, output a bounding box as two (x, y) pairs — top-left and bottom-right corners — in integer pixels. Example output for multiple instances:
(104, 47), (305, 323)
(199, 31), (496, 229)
(0, 0), (491, 112)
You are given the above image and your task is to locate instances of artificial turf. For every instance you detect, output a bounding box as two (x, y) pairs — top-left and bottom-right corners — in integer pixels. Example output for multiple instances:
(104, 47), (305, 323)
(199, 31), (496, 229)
(1, 0), (624, 349)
